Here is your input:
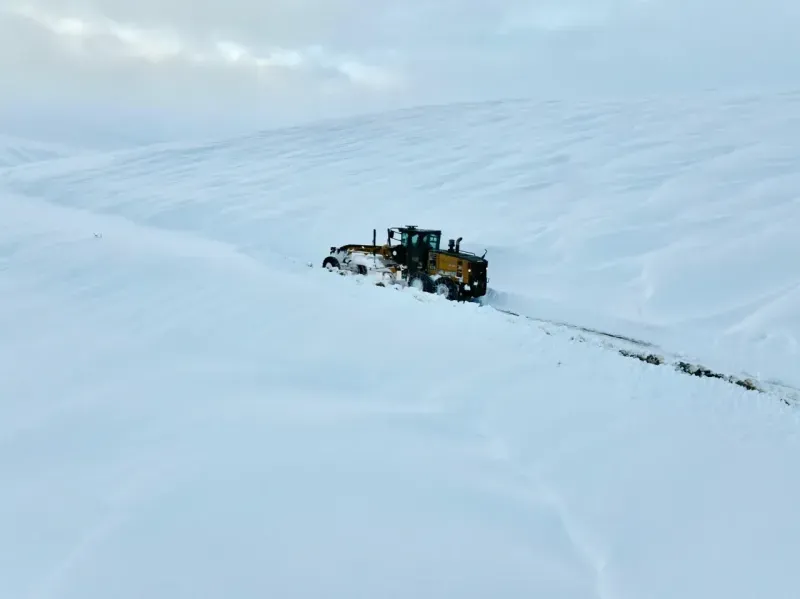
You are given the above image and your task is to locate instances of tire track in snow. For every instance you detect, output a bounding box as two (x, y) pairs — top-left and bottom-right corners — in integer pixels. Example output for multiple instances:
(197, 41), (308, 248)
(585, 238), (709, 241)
(418, 358), (623, 599)
(24, 456), (179, 599)
(481, 298), (799, 407)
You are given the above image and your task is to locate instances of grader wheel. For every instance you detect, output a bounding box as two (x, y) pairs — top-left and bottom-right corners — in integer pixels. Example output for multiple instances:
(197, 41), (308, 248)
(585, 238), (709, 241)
(434, 277), (459, 300)
(322, 256), (340, 270)
(408, 272), (434, 293)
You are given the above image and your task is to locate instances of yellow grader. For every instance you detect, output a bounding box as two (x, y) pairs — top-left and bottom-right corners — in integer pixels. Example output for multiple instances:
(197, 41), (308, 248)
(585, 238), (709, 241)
(321, 225), (488, 301)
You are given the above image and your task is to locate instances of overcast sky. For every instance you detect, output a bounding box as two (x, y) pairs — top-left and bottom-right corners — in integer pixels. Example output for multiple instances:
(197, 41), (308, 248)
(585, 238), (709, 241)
(2, 0), (799, 143)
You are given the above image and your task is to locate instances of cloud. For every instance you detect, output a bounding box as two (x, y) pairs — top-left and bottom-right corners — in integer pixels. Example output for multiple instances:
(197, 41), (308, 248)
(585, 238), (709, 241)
(4, 3), (402, 92)
(2, 0), (799, 145)
(497, 1), (624, 33)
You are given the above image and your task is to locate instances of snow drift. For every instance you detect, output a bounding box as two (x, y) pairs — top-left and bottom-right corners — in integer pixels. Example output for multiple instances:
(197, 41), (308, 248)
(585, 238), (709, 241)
(2, 92), (800, 599)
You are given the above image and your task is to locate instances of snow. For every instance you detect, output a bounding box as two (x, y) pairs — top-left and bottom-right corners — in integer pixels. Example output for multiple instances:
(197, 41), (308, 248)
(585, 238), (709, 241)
(2, 91), (800, 599)
(0, 135), (85, 169)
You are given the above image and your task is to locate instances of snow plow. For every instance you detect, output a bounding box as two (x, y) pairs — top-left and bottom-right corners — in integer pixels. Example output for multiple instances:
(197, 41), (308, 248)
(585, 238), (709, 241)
(320, 225), (488, 301)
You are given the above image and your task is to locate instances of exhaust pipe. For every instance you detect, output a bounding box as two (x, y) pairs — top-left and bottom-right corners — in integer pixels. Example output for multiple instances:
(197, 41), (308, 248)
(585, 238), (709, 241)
(455, 237), (462, 252)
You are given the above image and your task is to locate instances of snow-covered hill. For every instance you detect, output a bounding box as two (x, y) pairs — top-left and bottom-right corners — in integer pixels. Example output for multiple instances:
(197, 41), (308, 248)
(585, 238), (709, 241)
(6, 91), (800, 386)
(3, 93), (800, 599)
